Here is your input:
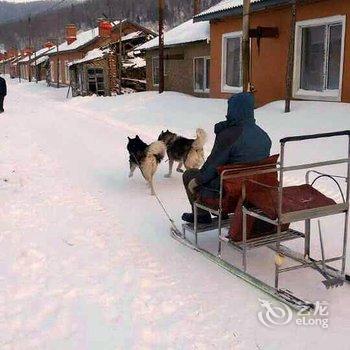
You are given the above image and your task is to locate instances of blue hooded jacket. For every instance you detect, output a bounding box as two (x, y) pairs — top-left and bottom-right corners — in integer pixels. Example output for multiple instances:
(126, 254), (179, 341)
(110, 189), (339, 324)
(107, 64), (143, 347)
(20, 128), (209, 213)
(197, 92), (271, 188)
(0, 76), (7, 96)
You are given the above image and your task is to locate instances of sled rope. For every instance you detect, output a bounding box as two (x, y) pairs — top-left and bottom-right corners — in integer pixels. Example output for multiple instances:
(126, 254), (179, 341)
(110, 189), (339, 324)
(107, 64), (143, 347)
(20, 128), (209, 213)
(129, 151), (181, 233)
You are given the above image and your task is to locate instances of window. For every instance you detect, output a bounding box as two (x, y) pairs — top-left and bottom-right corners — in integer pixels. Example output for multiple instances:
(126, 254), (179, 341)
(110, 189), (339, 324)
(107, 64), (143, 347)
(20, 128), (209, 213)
(87, 68), (105, 96)
(152, 57), (167, 86)
(294, 16), (345, 101)
(152, 57), (159, 86)
(194, 57), (210, 93)
(222, 32), (242, 93)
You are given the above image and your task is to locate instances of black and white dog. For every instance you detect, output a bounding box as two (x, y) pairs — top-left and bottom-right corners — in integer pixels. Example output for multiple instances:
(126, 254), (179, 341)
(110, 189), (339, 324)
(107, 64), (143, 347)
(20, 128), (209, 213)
(158, 128), (207, 177)
(127, 135), (166, 195)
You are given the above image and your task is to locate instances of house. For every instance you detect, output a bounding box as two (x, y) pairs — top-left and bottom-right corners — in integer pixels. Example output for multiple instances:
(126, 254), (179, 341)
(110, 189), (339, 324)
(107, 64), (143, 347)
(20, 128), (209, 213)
(68, 29), (155, 97)
(194, 0), (350, 106)
(17, 46), (52, 81)
(137, 19), (211, 97)
(47, 20), (155, 87)
(0, 49), (19, 77)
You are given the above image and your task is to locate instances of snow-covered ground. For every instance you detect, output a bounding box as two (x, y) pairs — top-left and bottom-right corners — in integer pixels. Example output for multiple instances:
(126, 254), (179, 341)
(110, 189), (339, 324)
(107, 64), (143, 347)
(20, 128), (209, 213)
(0, 77), (349, 349)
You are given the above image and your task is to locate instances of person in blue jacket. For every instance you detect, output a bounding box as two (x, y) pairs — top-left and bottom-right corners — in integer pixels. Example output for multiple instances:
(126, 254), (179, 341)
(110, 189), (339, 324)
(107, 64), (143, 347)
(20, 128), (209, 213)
(0, 74), (7, 113)
(182, 92), (272, 224)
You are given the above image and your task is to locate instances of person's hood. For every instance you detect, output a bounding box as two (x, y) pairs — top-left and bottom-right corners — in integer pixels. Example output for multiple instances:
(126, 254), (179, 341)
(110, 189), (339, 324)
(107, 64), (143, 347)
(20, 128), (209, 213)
(215, 92), (255, 134)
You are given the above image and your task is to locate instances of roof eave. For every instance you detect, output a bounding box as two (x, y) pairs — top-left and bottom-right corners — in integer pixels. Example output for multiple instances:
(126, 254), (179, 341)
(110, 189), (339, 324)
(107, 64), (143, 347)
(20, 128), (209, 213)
(140, 39), (208, 52)
(194, 0), (292, 22)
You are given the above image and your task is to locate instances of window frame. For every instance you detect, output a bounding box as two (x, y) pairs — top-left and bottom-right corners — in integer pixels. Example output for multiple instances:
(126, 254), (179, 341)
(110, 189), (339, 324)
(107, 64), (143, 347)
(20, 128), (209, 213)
(193, 56), (211, 93)
(221, 31), (243, 94)
(293, 15), (346, 102)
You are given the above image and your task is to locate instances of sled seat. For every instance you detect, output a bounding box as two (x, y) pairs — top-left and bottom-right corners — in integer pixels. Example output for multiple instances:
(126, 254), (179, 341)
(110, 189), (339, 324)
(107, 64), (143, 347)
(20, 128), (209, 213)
(245, 182), (339, 224)
(198, 154), (280, 215)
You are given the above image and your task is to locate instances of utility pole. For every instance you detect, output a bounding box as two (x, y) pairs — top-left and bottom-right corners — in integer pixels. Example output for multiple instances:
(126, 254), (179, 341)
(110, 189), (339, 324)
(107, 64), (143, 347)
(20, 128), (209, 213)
(53, 39), (60, 89)
(285, 1), (297, 113)
(107, 0), (112, 18)
(118, 19), (123, 95)
(158, 0), (165, 94)
(28, 16), (32, 82)
(34, 49), (38, 83)
(242, 0), (251, 92)
(194, 0), (201, 16)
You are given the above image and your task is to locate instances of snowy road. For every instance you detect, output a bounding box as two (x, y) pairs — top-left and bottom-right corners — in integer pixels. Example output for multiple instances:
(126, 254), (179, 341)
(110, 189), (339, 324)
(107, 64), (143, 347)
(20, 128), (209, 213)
(0, 78), (349, 349)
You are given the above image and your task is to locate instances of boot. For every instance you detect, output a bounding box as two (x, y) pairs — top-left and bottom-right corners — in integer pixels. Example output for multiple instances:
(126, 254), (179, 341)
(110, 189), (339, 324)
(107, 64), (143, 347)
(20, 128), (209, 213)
(182, 212), (212, 224)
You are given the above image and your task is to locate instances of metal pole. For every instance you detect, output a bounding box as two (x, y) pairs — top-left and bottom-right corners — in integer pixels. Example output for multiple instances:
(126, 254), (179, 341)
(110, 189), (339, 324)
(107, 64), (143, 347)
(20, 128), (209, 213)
(158, 0), (165, 94)
(285, 1), (297, 113)
(341, 136), (350, 275)
(242, 0), (251, 92)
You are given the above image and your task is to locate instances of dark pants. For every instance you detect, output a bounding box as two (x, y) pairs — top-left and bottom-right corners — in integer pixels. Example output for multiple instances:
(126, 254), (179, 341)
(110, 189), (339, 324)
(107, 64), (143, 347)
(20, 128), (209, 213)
(183, 169), (208, 216)
(0, 95), (4, 112)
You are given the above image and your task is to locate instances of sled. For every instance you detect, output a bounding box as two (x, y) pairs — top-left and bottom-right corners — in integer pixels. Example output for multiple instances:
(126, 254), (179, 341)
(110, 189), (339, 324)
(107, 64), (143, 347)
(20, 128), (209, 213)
(172, 130), (350, 311)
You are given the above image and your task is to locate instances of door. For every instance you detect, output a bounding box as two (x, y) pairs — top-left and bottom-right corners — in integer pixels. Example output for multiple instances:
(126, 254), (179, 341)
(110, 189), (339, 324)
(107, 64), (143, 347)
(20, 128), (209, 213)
(87, 68), (105, 96)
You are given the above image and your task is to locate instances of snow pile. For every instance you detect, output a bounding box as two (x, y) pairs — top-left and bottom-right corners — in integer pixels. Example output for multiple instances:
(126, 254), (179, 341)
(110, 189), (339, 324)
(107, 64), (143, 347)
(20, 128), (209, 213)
(137, 19), (210, 51)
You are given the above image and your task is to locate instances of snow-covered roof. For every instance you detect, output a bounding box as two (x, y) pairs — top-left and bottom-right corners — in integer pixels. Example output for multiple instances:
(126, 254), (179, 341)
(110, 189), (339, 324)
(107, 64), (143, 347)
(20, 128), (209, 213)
(121, 31), (143, 42)
(137, 19), (210, 51)
(18, 46), (51, 63)
(48, 20), (124, 55)
(197, 0), (261, 16)
(31, 55), (49, 66)
(68, 48), (108, 67)
(194, 0), (289, 21)
(123, 56), (146, 69)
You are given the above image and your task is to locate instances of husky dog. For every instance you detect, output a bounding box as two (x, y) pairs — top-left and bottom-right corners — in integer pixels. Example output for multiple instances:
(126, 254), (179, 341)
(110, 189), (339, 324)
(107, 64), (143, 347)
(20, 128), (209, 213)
(127, 135), (166, 195)
(158, 128), (207, 177)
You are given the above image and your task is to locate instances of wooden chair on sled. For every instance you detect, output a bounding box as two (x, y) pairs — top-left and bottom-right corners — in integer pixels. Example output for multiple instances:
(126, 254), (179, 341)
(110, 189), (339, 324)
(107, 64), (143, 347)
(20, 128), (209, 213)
(182, 130), (350, 303)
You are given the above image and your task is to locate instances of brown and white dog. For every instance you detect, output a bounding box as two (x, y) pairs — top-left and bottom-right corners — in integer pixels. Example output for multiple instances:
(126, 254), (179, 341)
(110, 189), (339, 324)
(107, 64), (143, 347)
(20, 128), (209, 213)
(127, 135), (166, 195)
(158, 128), (207, 177)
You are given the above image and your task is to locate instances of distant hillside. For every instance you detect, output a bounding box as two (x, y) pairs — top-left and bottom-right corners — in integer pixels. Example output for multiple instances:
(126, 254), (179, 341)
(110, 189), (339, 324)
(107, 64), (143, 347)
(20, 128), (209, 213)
(0, 0), (220, 51)
(0, 0), (73, 24)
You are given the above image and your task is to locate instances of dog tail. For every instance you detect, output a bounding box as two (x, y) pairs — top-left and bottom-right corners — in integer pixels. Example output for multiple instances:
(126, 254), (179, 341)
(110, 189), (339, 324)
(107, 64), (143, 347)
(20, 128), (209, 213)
(192, 128), (207, 149)
(147, 141), (166, 163)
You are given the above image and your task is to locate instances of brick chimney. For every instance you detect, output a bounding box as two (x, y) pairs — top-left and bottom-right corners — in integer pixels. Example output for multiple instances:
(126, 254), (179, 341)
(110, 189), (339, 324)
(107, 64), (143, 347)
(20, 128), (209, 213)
(66, 24), (77, 45)
(43, 41), (54, 49)
(98, 19), (113, 38)
(194, 0), (201, 16)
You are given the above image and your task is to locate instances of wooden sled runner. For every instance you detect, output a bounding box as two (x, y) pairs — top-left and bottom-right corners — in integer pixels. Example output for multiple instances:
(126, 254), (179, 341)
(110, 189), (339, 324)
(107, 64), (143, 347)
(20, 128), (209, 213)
(171, 130), (350, 311)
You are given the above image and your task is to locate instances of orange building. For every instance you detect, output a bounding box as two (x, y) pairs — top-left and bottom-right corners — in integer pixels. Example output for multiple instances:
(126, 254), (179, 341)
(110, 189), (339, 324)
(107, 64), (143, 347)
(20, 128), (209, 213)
(195, 0), (350, 106)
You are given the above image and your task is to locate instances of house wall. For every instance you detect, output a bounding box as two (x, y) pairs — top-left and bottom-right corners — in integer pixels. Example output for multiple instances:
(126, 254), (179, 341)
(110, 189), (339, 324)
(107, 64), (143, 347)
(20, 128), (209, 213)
(70, 59), (110, 97)
(209, 0), (350, 106)
(145, 41), (210, 97)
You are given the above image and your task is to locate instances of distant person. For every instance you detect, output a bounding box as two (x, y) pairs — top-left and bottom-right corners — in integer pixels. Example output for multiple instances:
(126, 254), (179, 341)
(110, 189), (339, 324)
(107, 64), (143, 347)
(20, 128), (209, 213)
(182, 92), (272, 224)
(0, 74), (7, 113)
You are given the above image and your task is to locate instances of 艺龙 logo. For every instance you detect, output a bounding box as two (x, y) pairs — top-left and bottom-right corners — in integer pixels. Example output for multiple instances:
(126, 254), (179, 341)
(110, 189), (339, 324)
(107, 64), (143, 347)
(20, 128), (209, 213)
(257, 298), (293, 328)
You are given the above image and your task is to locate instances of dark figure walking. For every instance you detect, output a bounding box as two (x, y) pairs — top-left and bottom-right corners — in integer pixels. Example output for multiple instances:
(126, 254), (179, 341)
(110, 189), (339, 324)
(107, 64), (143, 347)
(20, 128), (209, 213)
(0, 75), (7, 113)
(182, 92), (272, 224)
